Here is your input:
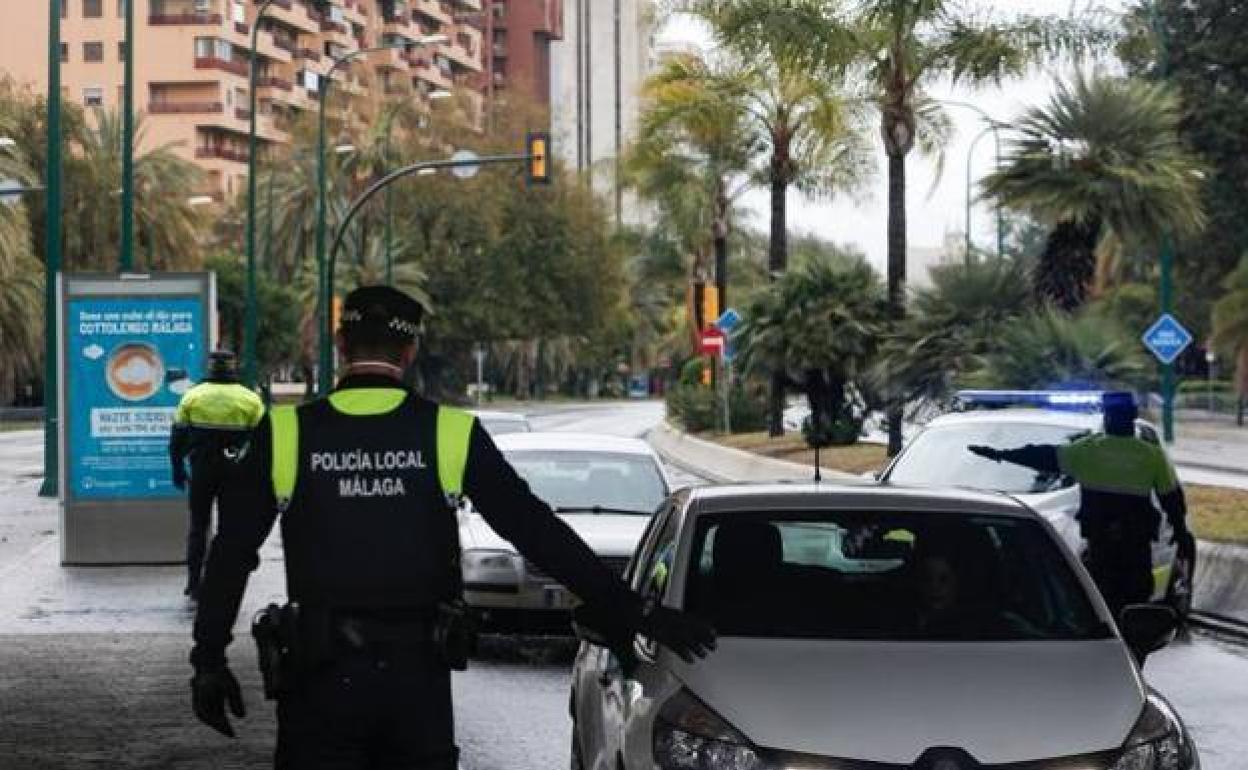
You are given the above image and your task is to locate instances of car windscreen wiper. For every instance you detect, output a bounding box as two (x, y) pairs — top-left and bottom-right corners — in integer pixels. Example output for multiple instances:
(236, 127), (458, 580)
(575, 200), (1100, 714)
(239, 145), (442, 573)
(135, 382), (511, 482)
(553, 505), (653, 516)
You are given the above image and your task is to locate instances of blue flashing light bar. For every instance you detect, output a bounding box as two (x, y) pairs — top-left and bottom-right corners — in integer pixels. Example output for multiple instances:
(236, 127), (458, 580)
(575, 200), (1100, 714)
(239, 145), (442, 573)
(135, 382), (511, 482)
(954, 390), (1107, 411)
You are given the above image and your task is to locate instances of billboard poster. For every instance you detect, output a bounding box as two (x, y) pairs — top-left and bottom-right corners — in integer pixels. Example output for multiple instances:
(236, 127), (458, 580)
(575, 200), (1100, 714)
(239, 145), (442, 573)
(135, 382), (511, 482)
(64, 295), (205, 500)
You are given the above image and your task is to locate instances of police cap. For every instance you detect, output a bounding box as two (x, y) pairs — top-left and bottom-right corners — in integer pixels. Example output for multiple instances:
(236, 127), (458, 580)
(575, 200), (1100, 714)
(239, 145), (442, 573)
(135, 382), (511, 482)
(1102, 391), (1139, 418)
(340, 285), (425, 342)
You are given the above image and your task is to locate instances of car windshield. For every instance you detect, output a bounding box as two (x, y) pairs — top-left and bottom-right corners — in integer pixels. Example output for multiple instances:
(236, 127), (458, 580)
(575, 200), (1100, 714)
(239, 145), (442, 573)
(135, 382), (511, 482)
(505, 450), (666, 514)
(479, 418), (530, 436)
(886, 422), (1089, 494)
(684, 511), (1108, 642)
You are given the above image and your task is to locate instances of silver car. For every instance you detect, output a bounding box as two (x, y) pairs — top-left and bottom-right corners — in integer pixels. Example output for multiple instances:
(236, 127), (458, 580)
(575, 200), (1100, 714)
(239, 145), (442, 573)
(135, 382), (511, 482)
(571, 483), (1197, 770)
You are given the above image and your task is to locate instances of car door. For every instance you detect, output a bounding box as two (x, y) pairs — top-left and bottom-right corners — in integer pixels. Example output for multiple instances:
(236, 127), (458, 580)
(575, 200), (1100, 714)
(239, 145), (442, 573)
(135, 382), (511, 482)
(574, 497), (678, 770)
(592, 497), (682, 770)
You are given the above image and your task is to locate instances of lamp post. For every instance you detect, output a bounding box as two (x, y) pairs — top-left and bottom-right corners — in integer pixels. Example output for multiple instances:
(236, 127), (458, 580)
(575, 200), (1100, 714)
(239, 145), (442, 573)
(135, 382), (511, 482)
(965, 125), (995, 263)
(315, 37), (447, 395)
(942, 100), (1006, 260)
(118, 0), (135, 271)
(39, 0), (63, 498)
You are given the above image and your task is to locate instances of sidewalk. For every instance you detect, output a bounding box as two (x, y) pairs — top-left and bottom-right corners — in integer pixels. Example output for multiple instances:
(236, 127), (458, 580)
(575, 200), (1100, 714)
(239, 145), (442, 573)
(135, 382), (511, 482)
(1173, 421), (1248, 475)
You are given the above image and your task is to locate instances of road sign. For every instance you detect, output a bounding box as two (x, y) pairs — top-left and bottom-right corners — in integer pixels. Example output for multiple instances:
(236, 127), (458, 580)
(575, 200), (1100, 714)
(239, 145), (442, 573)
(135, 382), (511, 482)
(698, 327), (725, 356)
(715, 308), (742, 333)
(1142, 313), (1193, 365)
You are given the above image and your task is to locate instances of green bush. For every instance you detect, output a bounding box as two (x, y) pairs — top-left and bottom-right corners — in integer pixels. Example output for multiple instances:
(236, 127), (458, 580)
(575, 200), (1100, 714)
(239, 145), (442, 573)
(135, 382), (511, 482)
(801, 413), (863, 447)
(666, 381), (769, 434)
(1177, 380), (1235, 395)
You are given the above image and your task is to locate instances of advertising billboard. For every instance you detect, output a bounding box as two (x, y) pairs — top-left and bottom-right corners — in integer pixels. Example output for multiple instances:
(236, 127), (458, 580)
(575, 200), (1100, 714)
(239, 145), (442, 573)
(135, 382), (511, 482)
(59, 274), (214, 563)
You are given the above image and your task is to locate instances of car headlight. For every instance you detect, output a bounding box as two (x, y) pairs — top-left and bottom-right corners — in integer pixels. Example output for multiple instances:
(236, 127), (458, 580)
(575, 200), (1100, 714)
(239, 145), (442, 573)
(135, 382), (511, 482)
(1111, 695), (1198, 770)
(653, 688), (765, 770)
(462, 549), (521, 585)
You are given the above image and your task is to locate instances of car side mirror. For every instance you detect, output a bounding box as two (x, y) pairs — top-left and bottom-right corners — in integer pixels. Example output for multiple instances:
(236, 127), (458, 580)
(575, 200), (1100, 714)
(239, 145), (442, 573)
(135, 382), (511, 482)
(1119, 604), (1178, 666)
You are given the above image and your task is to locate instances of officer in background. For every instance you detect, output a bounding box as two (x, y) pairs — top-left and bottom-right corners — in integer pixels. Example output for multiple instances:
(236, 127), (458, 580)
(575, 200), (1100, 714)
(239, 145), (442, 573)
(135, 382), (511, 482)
(970, 392), (1194, 615)
(190, 286), (715, 769)
(169, 350), (264, 600)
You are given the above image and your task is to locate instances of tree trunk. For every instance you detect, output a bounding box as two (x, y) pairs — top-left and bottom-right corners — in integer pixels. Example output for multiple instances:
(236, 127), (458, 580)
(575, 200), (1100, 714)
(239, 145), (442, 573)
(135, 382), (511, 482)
(1035, 218), (1100, 311)
(1237, 346), (1248, 427)
(886, 150), (907, 456)
(714, 227), (728, 315)
(767, 175), (788, 436)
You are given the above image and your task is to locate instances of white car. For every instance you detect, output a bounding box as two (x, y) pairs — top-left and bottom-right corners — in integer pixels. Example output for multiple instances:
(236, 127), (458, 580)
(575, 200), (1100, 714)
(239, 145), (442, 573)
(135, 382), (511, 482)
(878, 395), (1192, 615)
(470, 409), (532, 436)
(571, 483), (1198, 770)
(460, 432), (671, 633)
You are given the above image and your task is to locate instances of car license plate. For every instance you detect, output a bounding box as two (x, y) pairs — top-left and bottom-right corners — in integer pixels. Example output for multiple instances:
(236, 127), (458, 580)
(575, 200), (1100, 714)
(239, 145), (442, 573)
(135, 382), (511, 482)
(543, 585), (571, 609)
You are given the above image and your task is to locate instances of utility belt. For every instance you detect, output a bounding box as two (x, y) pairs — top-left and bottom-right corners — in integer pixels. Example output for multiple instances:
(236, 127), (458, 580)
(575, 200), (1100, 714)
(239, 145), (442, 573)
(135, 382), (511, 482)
(251, 600), (482, 699)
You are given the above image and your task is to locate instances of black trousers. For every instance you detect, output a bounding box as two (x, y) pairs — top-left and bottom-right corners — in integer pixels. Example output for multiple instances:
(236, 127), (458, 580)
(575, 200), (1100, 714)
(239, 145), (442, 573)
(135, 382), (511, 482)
(185, 459), (224, 590)
(275, 647), (457, 770)
(1086, 536), (1154, 618)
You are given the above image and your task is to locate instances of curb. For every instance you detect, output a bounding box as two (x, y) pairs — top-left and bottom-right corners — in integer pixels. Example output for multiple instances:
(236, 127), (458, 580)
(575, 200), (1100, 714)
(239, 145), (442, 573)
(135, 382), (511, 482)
(649, 420), (1248, 626)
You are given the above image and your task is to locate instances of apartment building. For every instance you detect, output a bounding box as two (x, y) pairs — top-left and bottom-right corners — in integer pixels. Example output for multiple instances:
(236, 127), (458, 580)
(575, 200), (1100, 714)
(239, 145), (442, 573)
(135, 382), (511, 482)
(482, 0), (561, 108)
(3, 0), (485, 201)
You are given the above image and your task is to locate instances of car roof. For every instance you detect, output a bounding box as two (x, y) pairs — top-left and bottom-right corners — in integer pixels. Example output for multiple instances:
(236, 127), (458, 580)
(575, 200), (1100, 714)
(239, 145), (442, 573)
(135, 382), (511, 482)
(923, 408), (1104, 430)
(470, 410), (529, 422)
(494, 431), (657, 456)
(685, 482), (1035, 519)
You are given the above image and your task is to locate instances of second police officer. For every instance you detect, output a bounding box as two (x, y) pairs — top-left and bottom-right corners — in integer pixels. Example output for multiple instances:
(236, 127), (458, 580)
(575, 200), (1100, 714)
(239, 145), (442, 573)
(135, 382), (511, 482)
(971, 391), (1195, 616)
(189, 286), (715, 769)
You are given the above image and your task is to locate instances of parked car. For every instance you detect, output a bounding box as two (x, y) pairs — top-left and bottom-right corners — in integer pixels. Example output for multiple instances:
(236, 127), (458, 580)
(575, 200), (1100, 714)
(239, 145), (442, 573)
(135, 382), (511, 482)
(460, 432), (671, 633)
(878, 390), (1192, 615)
(570, 482), (1197, 770)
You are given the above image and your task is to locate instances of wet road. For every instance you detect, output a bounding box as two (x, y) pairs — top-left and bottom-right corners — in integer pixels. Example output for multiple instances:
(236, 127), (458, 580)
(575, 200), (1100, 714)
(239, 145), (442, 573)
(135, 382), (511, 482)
(0, 402), (1245, 769)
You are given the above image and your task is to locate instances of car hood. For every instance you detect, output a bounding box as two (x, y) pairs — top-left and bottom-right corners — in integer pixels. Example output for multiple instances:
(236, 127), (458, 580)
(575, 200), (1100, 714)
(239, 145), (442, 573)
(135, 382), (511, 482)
(460, 512), (649, 558)
(672, 637), (1142, 765)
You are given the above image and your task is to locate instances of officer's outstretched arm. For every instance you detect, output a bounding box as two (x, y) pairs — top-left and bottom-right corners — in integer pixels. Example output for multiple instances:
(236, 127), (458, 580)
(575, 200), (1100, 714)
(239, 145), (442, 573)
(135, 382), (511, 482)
(969, 443), (1060, 473)
(191, 418), (279, 670)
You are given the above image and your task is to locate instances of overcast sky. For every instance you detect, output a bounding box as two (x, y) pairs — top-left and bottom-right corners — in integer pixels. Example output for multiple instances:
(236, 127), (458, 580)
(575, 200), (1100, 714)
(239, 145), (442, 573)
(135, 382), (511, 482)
(657, 0), (1129, 275)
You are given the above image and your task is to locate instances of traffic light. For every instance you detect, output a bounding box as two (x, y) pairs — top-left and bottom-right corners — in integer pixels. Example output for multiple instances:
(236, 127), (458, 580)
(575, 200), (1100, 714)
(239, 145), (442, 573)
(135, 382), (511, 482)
(702, 285), (719, 331)
(526, 132), (551, 186)
(332, 296), (343, 331)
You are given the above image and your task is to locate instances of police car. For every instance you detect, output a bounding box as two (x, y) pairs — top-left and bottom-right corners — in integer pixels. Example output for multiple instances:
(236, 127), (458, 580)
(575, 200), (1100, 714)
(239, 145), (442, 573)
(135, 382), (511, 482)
(459, 432), (671, 633)
(878, 390), (1192, 616)
(570, 483), (1198, 770)
(470, 409), (532, 436)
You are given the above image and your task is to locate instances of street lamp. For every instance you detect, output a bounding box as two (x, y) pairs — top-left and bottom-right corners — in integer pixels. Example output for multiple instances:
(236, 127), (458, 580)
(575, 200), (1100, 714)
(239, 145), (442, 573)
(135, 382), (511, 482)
(965, 125), (995, 263)
(315, 37), (445, 395)
(39, 0), (63, 498)
(942, 100), (1007, 260)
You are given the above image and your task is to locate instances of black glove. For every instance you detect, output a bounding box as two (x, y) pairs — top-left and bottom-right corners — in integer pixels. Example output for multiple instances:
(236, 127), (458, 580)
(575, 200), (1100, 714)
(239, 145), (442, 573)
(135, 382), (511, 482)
(636, 599), (716, 663)
(1171, 527), (1196, 557)
(191, 665), (245, 738)
(172, 466), (187, 491)
(968, 445), (1001, 462)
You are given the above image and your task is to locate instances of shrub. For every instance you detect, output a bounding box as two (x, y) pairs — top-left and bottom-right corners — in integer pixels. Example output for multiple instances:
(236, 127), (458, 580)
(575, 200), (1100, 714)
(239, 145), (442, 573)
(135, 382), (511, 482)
(666, 381), (769, 434)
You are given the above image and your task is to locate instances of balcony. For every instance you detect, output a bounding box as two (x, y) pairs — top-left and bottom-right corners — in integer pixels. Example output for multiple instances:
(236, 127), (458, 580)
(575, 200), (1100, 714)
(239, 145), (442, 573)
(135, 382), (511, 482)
(196, 146), (249, 163)
(257, 75), (294, 91)
(149, 101), (224, 115)
(235, 107), (251, 121)
(296, 47), (322, 62)
(150, 12), (223, 25)
(271, 36), (297, 55)
(195, 57), (249, 77)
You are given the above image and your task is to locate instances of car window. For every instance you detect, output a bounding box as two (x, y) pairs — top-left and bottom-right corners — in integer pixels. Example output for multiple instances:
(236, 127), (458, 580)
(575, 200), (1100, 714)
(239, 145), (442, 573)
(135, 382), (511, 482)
(684, 510), (1108, 642)
(505, 450), (668, 513)
(635, 505), (680, 599)
(886, 422), (1088, 494)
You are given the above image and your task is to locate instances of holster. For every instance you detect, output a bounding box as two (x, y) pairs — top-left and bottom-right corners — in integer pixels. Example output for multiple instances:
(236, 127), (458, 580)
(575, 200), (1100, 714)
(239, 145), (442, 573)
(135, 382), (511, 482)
(250, 602), (318, 700)
(433, 599), (482, 672)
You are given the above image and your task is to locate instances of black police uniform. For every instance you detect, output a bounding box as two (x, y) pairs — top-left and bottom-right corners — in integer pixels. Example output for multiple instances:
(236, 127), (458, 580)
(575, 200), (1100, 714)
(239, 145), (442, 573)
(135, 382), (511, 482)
(192, 374), (657, 768)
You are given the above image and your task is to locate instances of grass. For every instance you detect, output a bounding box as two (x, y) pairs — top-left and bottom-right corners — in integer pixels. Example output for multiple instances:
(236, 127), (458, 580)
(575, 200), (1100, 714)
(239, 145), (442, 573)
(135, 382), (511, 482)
(0, 421), (40, 432)
(703, 431), (1248, 545)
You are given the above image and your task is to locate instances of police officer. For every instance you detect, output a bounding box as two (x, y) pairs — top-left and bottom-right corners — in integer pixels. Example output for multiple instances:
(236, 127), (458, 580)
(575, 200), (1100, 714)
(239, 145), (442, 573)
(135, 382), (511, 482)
(170, 349), (264, 599)
(970, 392), (1194, 615)
(189, 286), (715, 769)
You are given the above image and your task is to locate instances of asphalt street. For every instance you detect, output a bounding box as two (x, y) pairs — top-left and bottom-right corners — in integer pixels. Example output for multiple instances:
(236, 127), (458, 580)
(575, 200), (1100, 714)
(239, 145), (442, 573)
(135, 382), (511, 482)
(0, 403), (1245, 769)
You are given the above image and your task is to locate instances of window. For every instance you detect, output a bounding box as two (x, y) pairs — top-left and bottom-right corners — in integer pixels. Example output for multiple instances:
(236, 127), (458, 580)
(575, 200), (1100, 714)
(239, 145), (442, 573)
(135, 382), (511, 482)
(83, 87), (104, 107)
(61, 0), (68, 19)
(83, 0), (103, 18)
(118, 41), (127, 61)
(684, 510), (1109, 642)
(83, 42), (104, 62)
(117, 0), (127, 15)
(60, 43), (69, 63)
(503, 450), (668, 516)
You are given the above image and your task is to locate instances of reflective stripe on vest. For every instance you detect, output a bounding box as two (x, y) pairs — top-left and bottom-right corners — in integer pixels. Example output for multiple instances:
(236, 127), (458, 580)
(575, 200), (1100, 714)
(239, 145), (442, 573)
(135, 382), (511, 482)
(268, 403), (474, 505)
(270, 405), (299, 508)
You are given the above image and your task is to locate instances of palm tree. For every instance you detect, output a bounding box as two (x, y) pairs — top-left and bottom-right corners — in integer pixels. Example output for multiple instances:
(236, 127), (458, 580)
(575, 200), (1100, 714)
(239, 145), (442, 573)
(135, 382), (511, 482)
(735, 251), (889, 445)
(0, 89), (43, 403)
(982, 76), (1206, 310)
(706, 0), (1109, 451)
(1211, 257), (1248, 426)
(60, 109), (205, 271)
(970, 308), (1148, 392)
(876, 258), (1032, 409)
